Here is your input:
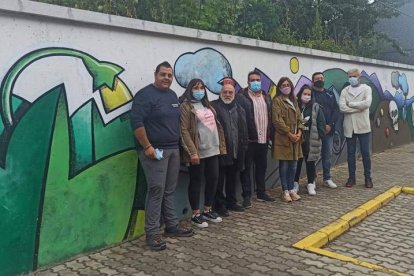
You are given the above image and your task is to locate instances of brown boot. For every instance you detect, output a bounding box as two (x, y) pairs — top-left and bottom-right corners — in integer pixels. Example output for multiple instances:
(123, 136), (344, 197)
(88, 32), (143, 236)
(365, 177), (373, 188)
(282, 192), (292, 202)
(289, 191), (301, 201)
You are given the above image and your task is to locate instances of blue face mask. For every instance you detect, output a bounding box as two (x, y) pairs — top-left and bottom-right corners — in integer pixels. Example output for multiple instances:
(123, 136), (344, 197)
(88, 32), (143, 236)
(349, 77), (359, 86)
(250, 81), (261, 92)
(192, 90), (205, 101)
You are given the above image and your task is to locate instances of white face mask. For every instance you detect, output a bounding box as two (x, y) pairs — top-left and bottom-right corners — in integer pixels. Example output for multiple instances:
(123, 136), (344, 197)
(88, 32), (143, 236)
(301, 95), (311, 103)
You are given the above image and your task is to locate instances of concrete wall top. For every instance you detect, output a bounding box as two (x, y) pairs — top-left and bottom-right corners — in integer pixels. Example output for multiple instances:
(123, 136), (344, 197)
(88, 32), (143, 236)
(3, 0), (414, 71)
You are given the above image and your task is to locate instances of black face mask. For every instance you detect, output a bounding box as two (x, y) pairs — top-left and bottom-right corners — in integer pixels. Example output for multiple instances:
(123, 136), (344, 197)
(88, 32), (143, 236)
(313, 80), (324, 88)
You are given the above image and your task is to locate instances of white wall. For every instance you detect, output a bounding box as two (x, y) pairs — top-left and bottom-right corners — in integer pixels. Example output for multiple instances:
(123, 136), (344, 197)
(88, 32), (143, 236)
(1, 0), (413, 123)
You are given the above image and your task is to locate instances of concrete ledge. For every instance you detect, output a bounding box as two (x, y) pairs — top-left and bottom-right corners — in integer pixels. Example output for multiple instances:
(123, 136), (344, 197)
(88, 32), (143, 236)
(387, 186), (403, 197)
(341, 208), (368, 226)
(374, 192), (396, 206)
(317, 219), (350, 242)
(293, 231), (329, 250)
(402, 187), (414, 194)
(357, 199), (382, 215)
(293, 186), (411, 275)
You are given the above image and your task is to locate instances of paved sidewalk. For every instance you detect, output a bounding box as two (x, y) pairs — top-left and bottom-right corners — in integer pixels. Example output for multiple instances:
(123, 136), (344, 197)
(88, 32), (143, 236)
(34, 143), (414, 276)
(328, 193), (414, 275)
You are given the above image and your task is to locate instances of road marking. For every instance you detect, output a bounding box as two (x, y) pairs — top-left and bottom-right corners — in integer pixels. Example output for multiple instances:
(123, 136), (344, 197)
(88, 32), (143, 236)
(293, 186), (410, 276)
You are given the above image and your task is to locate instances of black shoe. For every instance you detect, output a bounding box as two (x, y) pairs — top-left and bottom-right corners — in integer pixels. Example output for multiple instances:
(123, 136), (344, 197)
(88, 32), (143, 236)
(257, 193), (275, 202)
(214, 207), (230, 217)
(146, 234), (167, 251)
(191, 214), (208, 228)
(164, 226), (194, 237)
(365, 177), (373, 188)
(242, 197), (252, 209)
(345, 178), (355, 188)
(202, 209), (223, 223)
(227, 203), (245, 212)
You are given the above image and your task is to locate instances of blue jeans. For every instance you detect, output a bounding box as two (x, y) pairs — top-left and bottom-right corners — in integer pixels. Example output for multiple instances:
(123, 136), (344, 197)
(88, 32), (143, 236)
(321, 133), (334, 181)
(279, 160), (297, 191)
(346, 132), (371, 180)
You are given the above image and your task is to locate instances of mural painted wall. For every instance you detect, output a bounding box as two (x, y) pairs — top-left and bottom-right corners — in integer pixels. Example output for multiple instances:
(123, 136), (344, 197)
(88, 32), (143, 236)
(0, 2), (413, 275)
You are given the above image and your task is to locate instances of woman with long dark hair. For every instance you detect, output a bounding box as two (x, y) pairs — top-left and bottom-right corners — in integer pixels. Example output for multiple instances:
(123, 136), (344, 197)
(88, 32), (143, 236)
(272, 77), (304, 202)
(293, 85), (326, 195)
(180, 79), (227, 227)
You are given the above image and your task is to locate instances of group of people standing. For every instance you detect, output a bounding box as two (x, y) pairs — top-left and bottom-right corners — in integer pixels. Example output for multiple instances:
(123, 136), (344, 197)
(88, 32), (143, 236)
(130, 62), (374, 251)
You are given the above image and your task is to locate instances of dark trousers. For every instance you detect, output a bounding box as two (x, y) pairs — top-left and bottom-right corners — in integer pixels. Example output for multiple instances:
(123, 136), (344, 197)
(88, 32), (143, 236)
(188, 155), (219, 210)
(240, 142), (268, 198)
(139, 149), (180, 236)
(346, 132), (371, 180)
(294, 155), (316, 184)
(215, 161), (238, 210)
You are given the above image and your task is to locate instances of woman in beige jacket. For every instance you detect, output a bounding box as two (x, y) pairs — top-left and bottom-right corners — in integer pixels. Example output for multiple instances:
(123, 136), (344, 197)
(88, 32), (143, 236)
(272, 77), (304, 202)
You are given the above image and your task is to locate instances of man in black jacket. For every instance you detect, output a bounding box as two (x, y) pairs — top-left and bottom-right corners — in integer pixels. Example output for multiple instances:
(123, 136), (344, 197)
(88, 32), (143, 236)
(236, 70), (274, 208)
(211, 80), (248, 216)
(312, 72), (340, 189)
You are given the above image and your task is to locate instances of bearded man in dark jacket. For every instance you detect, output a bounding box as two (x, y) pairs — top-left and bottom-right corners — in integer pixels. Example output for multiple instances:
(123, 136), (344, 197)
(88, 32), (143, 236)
(211, 80), (248, 216)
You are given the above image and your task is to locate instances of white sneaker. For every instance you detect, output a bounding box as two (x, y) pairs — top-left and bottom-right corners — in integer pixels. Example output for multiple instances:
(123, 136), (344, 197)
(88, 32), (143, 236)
(293, 182), (299, 193)
(307, 183), (316, 195)
(202, 210), (223, 223)
(191, 215), (208, 228)
(324, 179), (337, 188)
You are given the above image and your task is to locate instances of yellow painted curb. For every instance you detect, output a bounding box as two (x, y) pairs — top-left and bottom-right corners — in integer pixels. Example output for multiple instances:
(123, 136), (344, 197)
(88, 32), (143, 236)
(340, 208), (367, 226)
(387, 186), (402, 196)
(357, 199), (382, 215)
(292, 186), (413, 275)
(402, 187), (414, 195)
(317, 219), (349, 242)
(374, 192), (396, 206)
(293, 231), (328, 249)
(307, 247), (407, 276)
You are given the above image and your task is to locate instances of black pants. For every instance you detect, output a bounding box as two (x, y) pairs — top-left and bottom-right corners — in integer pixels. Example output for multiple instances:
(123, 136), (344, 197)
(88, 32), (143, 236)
(188, 155), (219, 210)
(240, 142), (268, 198)
(214, 161), (238, 210)
(294, 155), (316, 184)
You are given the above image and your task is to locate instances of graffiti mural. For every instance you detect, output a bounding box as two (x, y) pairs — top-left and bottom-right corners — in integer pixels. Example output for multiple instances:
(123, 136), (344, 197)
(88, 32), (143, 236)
(174, 47), (233, 94)
(173, 47), (414, 186)
(1, 45), (414, 276)
(0, 48), (147, 274)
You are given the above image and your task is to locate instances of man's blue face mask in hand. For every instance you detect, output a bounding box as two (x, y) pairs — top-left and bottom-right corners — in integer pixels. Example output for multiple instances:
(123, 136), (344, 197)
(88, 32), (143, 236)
(155, 148), (164, 160)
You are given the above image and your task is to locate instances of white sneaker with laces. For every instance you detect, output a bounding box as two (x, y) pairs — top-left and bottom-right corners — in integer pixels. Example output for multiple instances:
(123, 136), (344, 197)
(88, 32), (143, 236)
(293, 182), (299, 193)
(307, 183), (316, 195)
(191, 215), (208, 228)
(202, 210), (223, 223)
(324, 179), (337, 188)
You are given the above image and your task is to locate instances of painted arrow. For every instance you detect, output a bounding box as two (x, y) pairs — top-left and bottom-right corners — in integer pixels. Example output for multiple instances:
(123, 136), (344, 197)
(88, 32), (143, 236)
(0, 47), (124, 128)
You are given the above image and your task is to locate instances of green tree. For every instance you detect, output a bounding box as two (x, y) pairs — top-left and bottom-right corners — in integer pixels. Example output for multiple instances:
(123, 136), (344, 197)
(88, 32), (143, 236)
(31, 0), (410, 62)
